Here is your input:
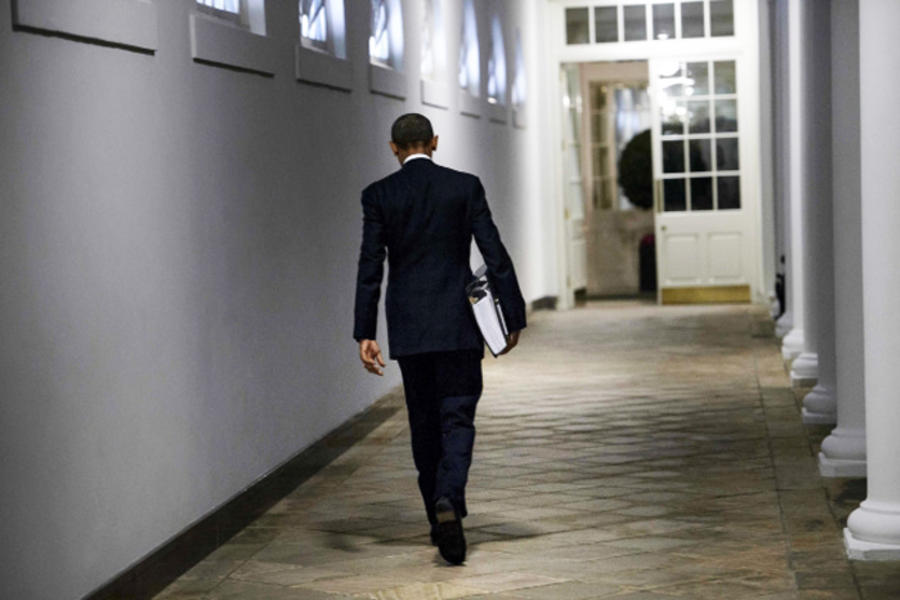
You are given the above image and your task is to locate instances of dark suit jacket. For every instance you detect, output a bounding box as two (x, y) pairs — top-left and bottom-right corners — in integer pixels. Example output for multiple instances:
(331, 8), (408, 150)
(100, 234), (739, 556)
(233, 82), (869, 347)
(353, 158), (527, 358)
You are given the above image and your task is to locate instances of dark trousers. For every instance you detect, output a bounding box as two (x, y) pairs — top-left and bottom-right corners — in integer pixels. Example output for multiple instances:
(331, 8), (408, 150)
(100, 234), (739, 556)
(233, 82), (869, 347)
(397, 349), (483, 524)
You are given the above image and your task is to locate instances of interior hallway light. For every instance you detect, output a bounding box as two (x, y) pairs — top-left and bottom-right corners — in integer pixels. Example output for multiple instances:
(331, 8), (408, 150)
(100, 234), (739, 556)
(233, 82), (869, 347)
(658, 59), (682, 77)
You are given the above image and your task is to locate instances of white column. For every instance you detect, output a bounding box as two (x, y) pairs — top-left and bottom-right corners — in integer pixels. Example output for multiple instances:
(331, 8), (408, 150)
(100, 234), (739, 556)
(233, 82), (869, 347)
(845, 0), (900, 560)
(797, 0), (836, 421)
(773, 0), (793, 340)
(780, 0), (805, 363)
(757, 0), (778, 316)
(786, 0), (819, 387)
(819, 0), (865, 477)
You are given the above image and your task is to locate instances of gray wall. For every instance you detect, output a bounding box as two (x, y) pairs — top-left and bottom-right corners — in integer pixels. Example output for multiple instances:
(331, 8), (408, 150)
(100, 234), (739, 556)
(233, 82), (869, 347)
(0, 1), (553, 597)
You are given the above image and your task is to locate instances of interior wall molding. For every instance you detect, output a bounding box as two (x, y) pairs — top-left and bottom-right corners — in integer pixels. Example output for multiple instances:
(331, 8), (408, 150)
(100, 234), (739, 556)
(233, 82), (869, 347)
(190, 12), (277, 77)
(11, 0), (158, 53)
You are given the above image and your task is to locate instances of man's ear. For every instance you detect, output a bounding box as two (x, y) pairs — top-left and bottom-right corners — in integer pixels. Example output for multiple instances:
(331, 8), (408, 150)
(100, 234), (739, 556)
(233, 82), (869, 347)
(389, 141), (400, 157)
(431, 136), (439, 152)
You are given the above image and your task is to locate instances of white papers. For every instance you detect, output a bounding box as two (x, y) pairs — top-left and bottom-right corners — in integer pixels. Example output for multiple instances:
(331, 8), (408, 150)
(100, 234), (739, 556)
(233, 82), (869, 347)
(467, 265), (509, 356)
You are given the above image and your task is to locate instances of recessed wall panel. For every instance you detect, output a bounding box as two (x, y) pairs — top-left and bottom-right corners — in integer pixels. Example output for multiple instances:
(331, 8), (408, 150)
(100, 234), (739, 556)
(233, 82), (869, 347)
(13, 0), (158, 51)
(708, 232), (742, 280)
(664, 234), (701, 282)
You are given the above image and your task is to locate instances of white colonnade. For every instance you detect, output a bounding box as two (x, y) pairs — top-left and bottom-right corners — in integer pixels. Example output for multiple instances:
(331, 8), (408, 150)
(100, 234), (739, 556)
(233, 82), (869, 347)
(818, 0), (865, 477)
(784, 0), (821, 392)
(844, 0), (900, 560)
(779, 0), (805, 364)
(794, 0), (836, 422)
(772, 0), (793, 341)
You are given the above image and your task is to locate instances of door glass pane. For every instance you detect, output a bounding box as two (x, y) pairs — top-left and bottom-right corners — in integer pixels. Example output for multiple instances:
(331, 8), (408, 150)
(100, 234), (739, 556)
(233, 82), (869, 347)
(568, 182), (585, 218)
(591, 84), (607, 109)
(566, 8), (590, 44)
(716, 137), (739, 170)
(652, 4), (675, 40)
(602, 178), (615, 209)
(690, 177), (713, 210)
(717, 176), (740, 209)
(594, 146), (610, 176)
(685, 62), (709, 95)
(663, 140), (685, 173)
(663, 179), (686, 211)
(689, 139), (711, 172)
(715, 99), (738, 132)
(660, 80), (683, 98)
(710, 0), (735, 37)
(714, 61), (736, 94)
(687, 100), (710, 133)
(681, 2), (704, 38)
(592, 113), (607, 140)
(624, 5), (647, 41)
(595, 6), (618, 43)
(661, 101), (685, 135)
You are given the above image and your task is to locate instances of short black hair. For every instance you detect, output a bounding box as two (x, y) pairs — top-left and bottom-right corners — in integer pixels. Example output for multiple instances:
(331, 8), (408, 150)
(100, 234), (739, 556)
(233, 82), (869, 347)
(391, 113), (434, 149)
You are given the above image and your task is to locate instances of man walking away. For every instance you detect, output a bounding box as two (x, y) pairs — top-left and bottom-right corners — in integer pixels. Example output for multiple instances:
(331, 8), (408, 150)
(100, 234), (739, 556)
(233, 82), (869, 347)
(353, 113), (526, 565)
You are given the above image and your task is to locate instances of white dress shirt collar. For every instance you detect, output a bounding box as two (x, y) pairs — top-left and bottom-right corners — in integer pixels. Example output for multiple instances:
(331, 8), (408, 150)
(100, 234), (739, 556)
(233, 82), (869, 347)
(403, 153), (432, 164)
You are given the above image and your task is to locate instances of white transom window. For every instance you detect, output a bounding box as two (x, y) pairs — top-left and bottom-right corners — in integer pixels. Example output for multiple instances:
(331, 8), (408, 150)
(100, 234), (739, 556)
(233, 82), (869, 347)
(195, 0), (265, 34)
(421, 0), (447, 81)
(197, 0), (239, 14)
(487, 16), (507, 104)
(458, 0), (480, 96)
(368, 0), (403, 70)
(300, 0), (327, 47)
(370, 0), (390, 64)
(298, 0), (346, 58)
(511, 29), (527, 110)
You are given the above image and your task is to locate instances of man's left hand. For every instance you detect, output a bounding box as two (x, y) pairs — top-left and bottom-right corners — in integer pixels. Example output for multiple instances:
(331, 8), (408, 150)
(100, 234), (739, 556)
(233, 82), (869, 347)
(499, 330), (520, 355)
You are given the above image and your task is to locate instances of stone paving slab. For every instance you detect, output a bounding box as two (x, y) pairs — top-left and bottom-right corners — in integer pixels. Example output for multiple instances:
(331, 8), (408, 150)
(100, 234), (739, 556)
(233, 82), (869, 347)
(154, 301), (900, 600)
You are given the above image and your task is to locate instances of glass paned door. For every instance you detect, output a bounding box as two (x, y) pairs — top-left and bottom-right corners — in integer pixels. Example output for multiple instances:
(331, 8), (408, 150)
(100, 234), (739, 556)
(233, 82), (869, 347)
(650, 56), (751, 300)
(561, 65), (588, 291)
(656, 59), (740, 212)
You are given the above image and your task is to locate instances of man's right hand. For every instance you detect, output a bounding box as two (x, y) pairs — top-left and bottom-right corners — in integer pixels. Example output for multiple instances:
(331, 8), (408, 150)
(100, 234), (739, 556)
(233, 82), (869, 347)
(359, 339), (386, 376)
(499, 330), (520, 355)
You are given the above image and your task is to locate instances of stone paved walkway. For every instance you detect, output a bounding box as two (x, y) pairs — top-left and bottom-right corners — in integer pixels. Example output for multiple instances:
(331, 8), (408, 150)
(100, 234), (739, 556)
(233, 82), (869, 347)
(155, 301), (898, 600)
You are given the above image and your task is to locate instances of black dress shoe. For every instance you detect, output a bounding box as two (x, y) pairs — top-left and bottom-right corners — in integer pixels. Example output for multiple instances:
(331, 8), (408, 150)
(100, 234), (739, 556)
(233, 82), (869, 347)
(434, 496), (466, 565)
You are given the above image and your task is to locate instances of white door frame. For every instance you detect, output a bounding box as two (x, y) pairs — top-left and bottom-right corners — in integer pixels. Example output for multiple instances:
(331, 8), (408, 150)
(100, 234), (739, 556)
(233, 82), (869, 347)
(541, 0), (767, 308)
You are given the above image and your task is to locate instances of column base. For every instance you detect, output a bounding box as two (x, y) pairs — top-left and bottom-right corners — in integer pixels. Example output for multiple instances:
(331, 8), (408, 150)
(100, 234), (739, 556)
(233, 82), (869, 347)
(782, 328), (804, 361)
(802, 408), (836, 424)
(801, 384), (836, 424)
(820, 453), (867, 477)
(819, 427), (866, 477)
(790, 352), (818, 387)
(846, 500), (900, 560)
(845, 527), (900, 561)
(775, 311), (793, 338)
